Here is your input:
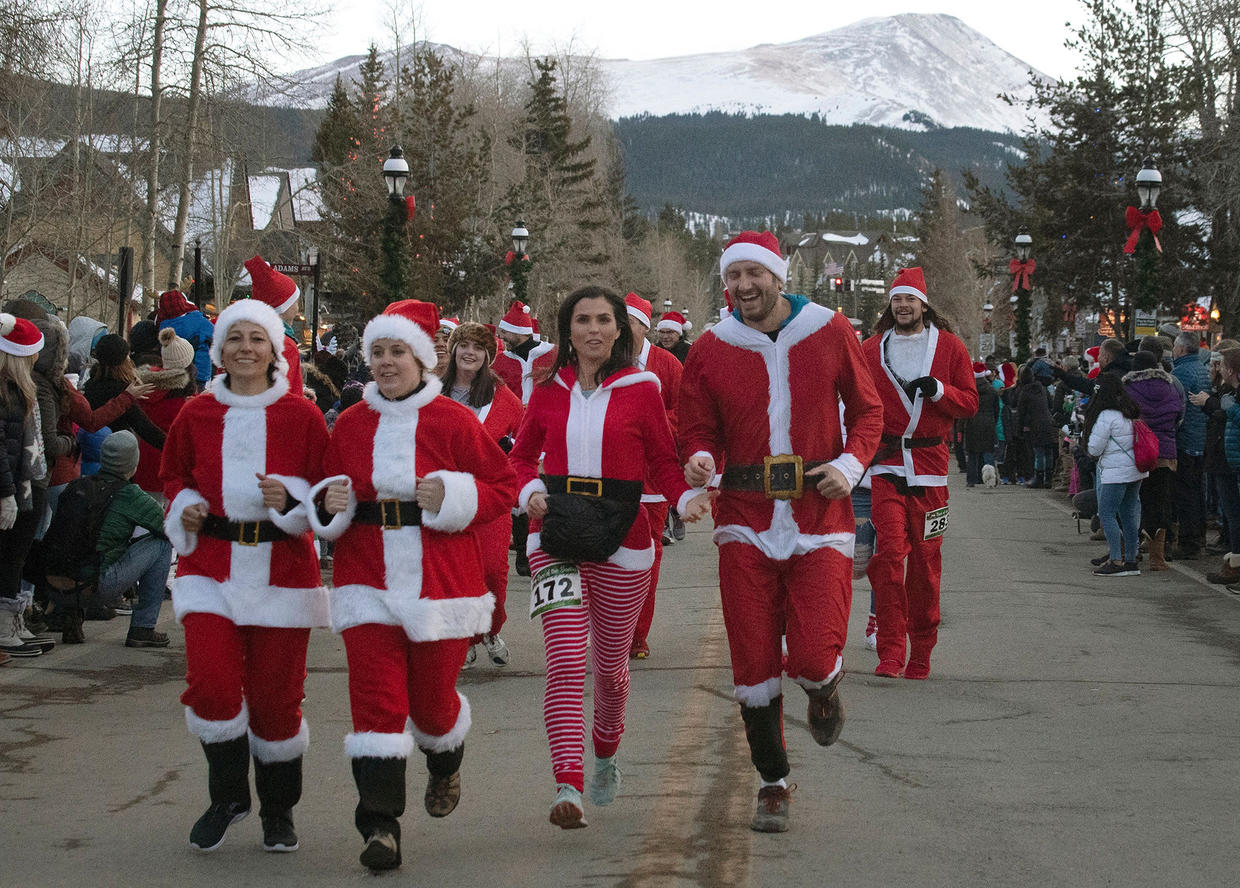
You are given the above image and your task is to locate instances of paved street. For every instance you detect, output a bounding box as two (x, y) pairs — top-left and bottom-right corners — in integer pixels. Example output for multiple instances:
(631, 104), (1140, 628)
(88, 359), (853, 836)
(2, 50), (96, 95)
(2, 476), (1238, 887)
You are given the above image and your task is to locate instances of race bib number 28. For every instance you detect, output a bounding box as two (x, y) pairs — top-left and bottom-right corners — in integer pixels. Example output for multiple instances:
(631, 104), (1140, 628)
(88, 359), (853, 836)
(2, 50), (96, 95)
(529, 563), (584, 619)
(923, 505), (949, 541)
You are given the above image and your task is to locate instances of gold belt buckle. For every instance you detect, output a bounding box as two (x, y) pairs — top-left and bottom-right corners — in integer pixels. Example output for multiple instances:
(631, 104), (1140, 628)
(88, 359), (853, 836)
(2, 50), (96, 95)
(565, 476), (603, 497)
(763, 455), (804, 500)
(379, 499), (402, 530)
(237, 521), (261, 546)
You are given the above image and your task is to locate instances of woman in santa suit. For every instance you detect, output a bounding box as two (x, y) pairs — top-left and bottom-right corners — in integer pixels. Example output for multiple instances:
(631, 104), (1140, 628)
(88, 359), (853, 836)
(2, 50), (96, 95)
(510, 285), (712, 830)
(161, 299), (329, 855)
(306, 300), (516, 873)
(439, 320), (523, 668)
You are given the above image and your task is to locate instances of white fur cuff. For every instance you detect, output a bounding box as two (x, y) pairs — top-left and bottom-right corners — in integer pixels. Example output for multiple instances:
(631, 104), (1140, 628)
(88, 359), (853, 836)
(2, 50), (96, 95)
(306, 474), (356, 540)
(185, 701), (249, 743)
(929, 378), (945, 402)
(734, 676), (784, 708)
(165, 488), (208, 556)
(420, 470), (478, 533)
(265, 474), (312, 535)
(409, 692), (471, 753)
(828, 453), (866, 491)
(344, 729), (415, 760)
(517, 477), (547, 514)
(250, 718), (309, 763)
(676, 488), (705, 518)
(790, 654), (844, 691)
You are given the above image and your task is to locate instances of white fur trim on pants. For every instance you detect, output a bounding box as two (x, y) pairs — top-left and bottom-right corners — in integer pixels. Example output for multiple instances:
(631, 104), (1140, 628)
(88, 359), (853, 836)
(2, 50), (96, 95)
(185, 701), (249, 744)
(410, 692), (471, 753)
(734, 677), (784, 708)
(344, 729), (416, 760)
(250, 717), (309, 763)
(790, 654), (844, 692)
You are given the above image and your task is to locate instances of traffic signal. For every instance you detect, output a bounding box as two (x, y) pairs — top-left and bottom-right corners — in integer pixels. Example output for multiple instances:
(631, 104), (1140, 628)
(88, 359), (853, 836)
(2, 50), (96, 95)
(834, 277), (843, 291)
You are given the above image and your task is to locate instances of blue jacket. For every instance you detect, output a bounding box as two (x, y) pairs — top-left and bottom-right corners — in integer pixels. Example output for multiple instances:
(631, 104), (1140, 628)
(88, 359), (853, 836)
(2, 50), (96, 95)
(158, 311), (214, 384)
(1225, 400), (1240, 472)
(1172, 353), (1210, 455)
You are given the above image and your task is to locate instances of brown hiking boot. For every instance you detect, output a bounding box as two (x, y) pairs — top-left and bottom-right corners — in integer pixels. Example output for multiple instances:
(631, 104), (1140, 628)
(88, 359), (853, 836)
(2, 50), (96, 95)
(806, 671), (845, 746)
(424, 771), (460, 817)
(1150, 529), (1169, 571)
(1206, 554), (1240, 585)
(750, 783), (794, 833)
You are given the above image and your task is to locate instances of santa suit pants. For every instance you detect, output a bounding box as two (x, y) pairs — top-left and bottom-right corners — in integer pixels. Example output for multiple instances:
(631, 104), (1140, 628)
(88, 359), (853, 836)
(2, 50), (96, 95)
(530, 548), (650, 793)
(342, 623), (470, 751)
(633, 501), (670, 645)
(866, 476), (949, 667)
(476, 513), (513, 638)
(181, 612), (309, 750)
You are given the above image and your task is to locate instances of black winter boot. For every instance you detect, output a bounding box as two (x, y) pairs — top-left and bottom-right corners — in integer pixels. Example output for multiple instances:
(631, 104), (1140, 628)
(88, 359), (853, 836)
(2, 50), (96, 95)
(512, 513), (531, 576)
(423, 745), (463, 817)
(352, 756), (406, 871)
(254, 756), (302, 852)
(190, 736), (251, 851)
(739, 696), (789, 783)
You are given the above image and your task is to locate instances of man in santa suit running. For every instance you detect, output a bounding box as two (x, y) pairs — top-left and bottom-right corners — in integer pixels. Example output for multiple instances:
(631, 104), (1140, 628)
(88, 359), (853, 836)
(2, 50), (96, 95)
(861, 267), (978, 680)
(680, 230), (883, 833)
(492, 300), (556, 405)
(623, 291), (683, 660)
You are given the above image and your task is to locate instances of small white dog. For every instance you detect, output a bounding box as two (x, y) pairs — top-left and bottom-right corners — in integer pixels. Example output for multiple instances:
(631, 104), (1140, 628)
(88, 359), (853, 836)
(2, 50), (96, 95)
(981, 464), (998, 488)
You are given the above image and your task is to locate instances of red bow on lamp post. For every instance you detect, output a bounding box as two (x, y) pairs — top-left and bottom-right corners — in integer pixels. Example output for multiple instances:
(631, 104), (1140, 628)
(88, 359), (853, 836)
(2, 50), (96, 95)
(504, 251), (529, 266)
(404, 194), (416, 220)
(1009, 258), (1036, 291)
(1124, 206), (1163, 254)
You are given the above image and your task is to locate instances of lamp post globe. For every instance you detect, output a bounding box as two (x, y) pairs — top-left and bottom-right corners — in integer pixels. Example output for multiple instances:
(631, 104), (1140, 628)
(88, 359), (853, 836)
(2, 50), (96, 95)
(511, 220), (529, 255)
(1136, 156), (1162, 212)
(380, 146), (411, 303)
(383, 146), (409, 200)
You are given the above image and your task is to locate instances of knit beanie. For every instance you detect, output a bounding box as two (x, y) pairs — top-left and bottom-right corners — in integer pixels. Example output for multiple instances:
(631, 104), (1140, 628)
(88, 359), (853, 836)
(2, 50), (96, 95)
(99, 430), (139, 478)
(159, 327), (195, 372)
(129, 321), (160, 359)
(95, 333), (130, 367)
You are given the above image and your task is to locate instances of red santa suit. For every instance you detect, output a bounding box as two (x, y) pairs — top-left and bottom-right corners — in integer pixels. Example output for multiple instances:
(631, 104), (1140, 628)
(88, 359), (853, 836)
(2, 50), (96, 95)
(861, 304), (978, 678)
(492, 339), (556, 404)
(510, 364), (697, 794)
(473, 382), (524, 637)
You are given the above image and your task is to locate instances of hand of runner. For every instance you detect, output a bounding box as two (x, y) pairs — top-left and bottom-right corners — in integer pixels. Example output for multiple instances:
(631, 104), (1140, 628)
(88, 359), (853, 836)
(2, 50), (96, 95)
(256, 473), (289, 511)
(684, 454), (715, 487)
(680, 489), (717, 523)
(180, 501), (208, 533)
(805, 462), (851, 499)
(527, 491), (549, 520)
(323, 479), (351, 514)
(415, 476), (445, 512)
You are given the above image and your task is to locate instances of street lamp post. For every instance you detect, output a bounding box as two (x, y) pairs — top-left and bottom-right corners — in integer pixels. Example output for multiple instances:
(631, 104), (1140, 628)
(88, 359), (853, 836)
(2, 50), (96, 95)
(1010, 227), (1034, 360)
(507, 220), (531, 303)
(1126, 155), (1164, 339)
(381, 146), (411, 304)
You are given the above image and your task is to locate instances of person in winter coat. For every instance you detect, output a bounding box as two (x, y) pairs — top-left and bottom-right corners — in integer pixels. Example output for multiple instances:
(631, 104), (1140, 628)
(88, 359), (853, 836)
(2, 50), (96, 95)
(309, 300), (516, 873)
(1124, 349), (1185, 569)
(1084, 373), (1148, 576)
(1192, 342), (1240, 583)
(964, 362), (999, 487)
(84, 335), (168, 450)
(133, 328), (198, 497)
(66, 315), (108, 378)
(162, 299), (330, 856)
(439, 320), (524, 669)
(156, 289), (214, 385)
(1016, 364), (1057, 488)
(1170, 332), (1212, 557)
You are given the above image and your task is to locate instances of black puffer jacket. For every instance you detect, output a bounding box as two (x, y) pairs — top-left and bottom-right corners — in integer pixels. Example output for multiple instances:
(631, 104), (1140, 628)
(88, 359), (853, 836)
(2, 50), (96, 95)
(964, 380), (999, 452)
(1017, 380), (1058, 447)
(1, 383), (30, 499)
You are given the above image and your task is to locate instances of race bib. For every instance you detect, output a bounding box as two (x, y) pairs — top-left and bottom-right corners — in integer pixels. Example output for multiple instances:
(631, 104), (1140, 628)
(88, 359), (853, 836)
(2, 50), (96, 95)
(923, 505), (949, 541)
(529, 563), (584, 619)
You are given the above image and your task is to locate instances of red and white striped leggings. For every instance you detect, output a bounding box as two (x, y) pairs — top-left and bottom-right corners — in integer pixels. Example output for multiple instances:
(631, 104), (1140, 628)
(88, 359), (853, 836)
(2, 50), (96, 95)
(531, 550), (650, 792)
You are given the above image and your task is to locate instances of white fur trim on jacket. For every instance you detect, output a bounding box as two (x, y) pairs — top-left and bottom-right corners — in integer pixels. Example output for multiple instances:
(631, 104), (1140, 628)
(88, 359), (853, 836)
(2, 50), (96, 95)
(734, 677), (784, 708)
(419, 470), (478, 533)
(363, 314), (438, 372)
(208, 371), (290, 409)
(165, 488), (208, 555)
(791, 655), (843, 692)
(171, 574), (331, 628)
(517, 477), (547, 513)
(331, 587), (495, 642)
(361, 377), (442, 416)
(305, 474), (356, 540)
(344, 728), (416, 760)
(208, 300), (289, 373)
(250, 718), (309, 763)
(185, 701), (249, 744)
(409, 692), (471, 753)
(264, 474), (312, 535)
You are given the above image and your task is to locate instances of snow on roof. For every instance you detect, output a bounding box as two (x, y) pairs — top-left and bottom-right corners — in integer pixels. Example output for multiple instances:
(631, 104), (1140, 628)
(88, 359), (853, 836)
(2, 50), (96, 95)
(286, 168), (323, 223)
(822, 232), (869, 245)
(248, 174), (283, 230)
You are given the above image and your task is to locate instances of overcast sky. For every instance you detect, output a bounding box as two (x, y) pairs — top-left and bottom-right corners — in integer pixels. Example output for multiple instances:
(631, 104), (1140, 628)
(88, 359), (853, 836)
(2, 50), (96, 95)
(305, 0), (1088, 81)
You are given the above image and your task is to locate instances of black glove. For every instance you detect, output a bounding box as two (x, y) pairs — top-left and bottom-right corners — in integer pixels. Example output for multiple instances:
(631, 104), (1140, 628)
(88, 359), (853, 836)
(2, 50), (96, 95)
(902, 376), (940, 401)
(498, 435), (514, 454)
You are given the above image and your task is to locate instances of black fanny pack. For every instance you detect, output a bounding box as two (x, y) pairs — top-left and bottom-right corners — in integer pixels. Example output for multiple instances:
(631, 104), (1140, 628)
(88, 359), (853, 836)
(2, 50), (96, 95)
(539, 475), (642, 563)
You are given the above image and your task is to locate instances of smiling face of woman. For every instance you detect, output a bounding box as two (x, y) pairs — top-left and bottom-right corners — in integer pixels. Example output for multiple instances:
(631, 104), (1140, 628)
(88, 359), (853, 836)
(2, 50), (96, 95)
(453, 339), (488, 381)
(569, 296), (621, 371)
(371, 337), (424, 399)
(220, 321), (275, 389)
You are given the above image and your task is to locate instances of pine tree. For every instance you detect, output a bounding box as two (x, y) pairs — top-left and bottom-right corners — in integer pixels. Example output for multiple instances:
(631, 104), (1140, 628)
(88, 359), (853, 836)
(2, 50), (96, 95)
(311, 75), (357, 166)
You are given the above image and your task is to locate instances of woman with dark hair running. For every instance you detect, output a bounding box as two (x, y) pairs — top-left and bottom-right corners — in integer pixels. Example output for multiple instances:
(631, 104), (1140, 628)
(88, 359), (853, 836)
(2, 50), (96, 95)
(1084, 372), (1147, 576)
(509, 285), (712, 830)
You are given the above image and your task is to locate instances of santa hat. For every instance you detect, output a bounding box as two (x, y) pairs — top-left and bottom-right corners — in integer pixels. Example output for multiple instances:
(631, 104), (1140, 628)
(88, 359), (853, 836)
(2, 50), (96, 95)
(1088, 366), (1101, 379)
(1085, 346), (1100, 366)
(657, 311), (691, 335)
(440, 317), (460, 333)
(498, 300), (534, 336)
(1000, 361), (1016, 388)
(531, 318), (541, 342)
(209, 299), (288, 373)
(973, 361), (989, 379)
(625, 292), (652, 329)
(244, 255), (300, 315)
(0, 312), (44, 357)
(890, 267), (928, 304)
(363, 299), (439, 371)
(719, 230), (788, 283)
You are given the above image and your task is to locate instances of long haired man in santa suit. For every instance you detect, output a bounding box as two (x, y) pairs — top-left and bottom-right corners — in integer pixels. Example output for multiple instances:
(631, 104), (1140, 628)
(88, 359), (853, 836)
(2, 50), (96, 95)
(306, 300), (517, 872)
(622, 291), (683, 660)
(679, 231), (884, 833)
(161, 299), (329, 854)
(243, 256), (305, 397)
(861, 267), (978, 680)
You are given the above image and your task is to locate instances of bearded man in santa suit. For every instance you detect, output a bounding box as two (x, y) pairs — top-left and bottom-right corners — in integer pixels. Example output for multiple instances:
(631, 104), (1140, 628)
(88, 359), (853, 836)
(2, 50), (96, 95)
(679, 230), (883, 834)
(622, 291), (683, 660)
(244, 256), (305, 396)
(861, 267), (978, 681)
(492, 300), (556, 405)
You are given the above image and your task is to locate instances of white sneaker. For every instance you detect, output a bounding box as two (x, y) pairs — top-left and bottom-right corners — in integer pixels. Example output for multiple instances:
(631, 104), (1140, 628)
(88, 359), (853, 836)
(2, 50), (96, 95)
(589, 755), (621, 806)
(462, 645), (477, 670)
(481, 634), (510, 666)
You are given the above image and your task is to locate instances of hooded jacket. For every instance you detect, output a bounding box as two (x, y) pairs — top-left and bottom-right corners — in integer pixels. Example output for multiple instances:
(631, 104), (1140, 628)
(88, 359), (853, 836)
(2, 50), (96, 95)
(1124, 368), (1185, 460)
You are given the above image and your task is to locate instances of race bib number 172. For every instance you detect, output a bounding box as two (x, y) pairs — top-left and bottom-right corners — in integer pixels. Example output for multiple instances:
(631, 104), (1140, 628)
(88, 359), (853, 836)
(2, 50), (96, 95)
(923, 505), (949, 541)
(529, 563), (584, 619)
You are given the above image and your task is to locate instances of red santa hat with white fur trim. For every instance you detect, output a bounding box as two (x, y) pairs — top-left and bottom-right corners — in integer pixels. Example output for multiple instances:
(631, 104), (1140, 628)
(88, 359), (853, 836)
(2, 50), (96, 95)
(0, 312), (44, 356)
(625, 292), (653, 329)
(244, 255), (300, 315)
(363, 299), (440, 371)
(890, 267), (928, 304)
(973, 361), (989, 379)
(209, 299), (289, 373)
(440, 316), (460, 333)
(719, 230), (788, 283)
(656, 311), (691, 335)
(497, 300), (534, 336)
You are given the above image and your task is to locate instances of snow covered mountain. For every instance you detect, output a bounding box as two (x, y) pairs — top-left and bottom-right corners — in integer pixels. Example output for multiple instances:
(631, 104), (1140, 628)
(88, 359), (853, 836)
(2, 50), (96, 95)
(272, 13), (1051, 133)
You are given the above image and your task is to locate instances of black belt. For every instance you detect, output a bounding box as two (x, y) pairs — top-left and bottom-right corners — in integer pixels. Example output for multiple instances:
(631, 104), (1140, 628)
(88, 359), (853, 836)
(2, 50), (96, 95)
(880, 434), (943, 449)
(874, 474), (927, 497)
(543, 475), (643, 503)
(200, 514), (289, 545)
(354, 499), (422, 529)
(720, 456), (827, 499)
